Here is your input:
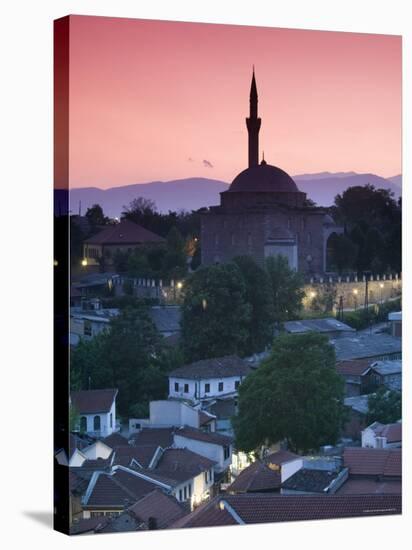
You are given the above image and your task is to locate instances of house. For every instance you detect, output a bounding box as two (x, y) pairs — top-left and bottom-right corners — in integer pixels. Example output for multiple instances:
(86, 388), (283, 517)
(71, 272), (120, 298)
(388, 311), (402, 337)
(336, 359), (375, 396)
(332, 332), (402, 362)
(71, 388), (118, 437)
(83, 219), (165, 266)
(337, 447), (402, 495)
(283, 318), (355, 338)
(343, 394), (370, 440)
(95, 489), (188, 533)
(172, 493), (401, 528)
(168, 355), (251, 401)
(227, 450), (301, 493)
(173, 426), (233, 478)
(129, 400), (217, 434)
(369, 360), (402, 392)
(362, 421), (402, 449)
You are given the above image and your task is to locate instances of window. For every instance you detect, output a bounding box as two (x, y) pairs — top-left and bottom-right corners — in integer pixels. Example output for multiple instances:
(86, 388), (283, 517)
(93, 415), (101, 432)
(184, 486), (187, 499)
(84, 320), (92, 337)
(218, 382), (224, 392)
(80, 416), (87, 433)
(223, 445), (230, 460)
(110, 413), (113, 428)
(235, 380), (240, 390)
(205, 383), (210, 393)
(205, 472), (208, 483)
(184, 383), (189, 393)
(188, 484), (192, 497)
(174, 382), (179, 392)
(179, 489), (183, 501)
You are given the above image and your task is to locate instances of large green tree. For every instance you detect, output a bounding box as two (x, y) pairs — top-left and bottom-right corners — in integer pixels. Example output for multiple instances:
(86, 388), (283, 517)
(233, 333), (345, 453)
(180, 263), (252, 362)
(70, 305), (181, 416)
(366, 387), (401, 425)
(265, 255), (305, 324)
(233, 256), (274, 354)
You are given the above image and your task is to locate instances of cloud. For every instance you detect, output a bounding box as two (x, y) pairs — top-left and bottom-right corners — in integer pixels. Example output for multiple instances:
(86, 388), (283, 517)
(203, 159), (213, 168)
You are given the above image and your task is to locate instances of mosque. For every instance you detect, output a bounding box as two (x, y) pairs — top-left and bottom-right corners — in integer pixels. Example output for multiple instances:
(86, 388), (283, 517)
(200, 70), (342, 275)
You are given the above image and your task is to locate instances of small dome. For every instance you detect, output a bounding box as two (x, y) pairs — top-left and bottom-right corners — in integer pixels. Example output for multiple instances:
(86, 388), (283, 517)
(229, 162), (299, 193)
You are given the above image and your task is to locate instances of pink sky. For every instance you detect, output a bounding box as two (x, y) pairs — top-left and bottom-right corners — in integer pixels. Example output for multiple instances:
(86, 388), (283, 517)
(68, 16), (401, 189)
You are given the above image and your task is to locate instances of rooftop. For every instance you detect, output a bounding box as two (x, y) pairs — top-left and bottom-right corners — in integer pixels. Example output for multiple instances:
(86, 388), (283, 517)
(84, 219), (165, 245)
(365, 421), (402, 443)
(336, 359), (373, 377)
(284, 318), (355, 335)
(332, 333), (401, 361)
(112, 445), (160, 469)
(149, 306), (182, 334)
(343, 447), (402, 477)
(344, 394), (370, 415)
(175, 426), (233, 446)
(228, 162), (300, 194)
(370, 360), (402, 376)
(337, 478), (402, 495)
(227, 460), (281, 493)
(71, 388), (118, 415)
(130, 428), (174, 448)
(127, 489), (187, 529)
(281, 468), (341, 493)
(175, 493), (401, 527)
(155, 448), (216, 483)
(169, 355), (251, 380)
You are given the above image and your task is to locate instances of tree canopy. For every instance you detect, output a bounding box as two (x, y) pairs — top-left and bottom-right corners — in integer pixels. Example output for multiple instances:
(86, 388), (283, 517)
(180, 263), (252, 362)
(265, 255), (304, 324)
(233, 333), (345, 453)
(366, 387), (401, 425)
(70, 304), (182, 417)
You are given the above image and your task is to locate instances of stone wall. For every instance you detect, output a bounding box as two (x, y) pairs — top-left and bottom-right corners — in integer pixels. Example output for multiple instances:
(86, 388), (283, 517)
(302, 274), (402, 312)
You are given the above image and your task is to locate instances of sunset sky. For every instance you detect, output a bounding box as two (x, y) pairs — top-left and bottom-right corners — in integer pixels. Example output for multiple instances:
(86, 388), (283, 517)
(68, 15), (401, 189)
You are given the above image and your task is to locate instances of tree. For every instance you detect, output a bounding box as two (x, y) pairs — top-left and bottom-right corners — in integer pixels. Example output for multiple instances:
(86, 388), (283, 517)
(180, 263), (252, 362)
(233, 256), (274, 354)
(233, 333), (345, 453)
(328, 234), (358, 273)
(366, 387), (401, 425)
(265, 255), (304, 324)
(85, 204), (108, 227)
(70, 305), (181, 416)
(162, 226), (188, 280)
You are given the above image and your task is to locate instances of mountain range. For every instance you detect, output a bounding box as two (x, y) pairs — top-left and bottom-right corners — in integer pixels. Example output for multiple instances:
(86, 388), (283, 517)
(64, 172), (402, 218)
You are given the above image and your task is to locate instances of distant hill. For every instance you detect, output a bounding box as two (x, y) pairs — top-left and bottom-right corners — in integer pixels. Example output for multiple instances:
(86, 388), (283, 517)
(65, 172), (401, 217)
(387, 174), (402, 188)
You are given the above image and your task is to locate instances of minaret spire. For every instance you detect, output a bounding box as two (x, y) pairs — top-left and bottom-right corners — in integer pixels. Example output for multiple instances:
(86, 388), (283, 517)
(246, 67), (261, 167)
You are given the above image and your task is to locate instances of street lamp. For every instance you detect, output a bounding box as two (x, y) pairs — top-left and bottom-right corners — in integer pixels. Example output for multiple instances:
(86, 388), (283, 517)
(379, 282), (384, 304)
(81, 259), (88, 267)
(353, 288), (358, 310)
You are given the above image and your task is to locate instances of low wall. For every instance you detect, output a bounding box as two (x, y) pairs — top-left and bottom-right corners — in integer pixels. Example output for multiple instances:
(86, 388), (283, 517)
(302, 274), (402, 312)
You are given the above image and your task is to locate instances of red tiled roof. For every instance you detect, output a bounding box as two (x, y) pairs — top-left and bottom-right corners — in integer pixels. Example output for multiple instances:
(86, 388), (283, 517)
(84, 468), (168, 509)
(175, 426), (233, 446)
(199, 410), (216, 426)
(265, 450), (299, 466)
(176, 493), (402, 527)
(84, 219), (165, 245)
(71, 389), (117, 414)
(336, 359), (373, 376)
(130, 428), (174, 448)
(70, 517), (109, 535)
(372, 422), (402, 443)
(227, 460), (281, 493)
(102, 433), (129, 447)
(343, 448), (402, 477)
(337, 478), (402, 495)
(128, 489), (187, 529)
(154, 448), (216, 483)
(113, 445), (159, 469)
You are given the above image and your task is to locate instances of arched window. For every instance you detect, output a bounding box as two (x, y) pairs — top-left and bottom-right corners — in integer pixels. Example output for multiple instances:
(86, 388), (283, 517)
(80, 416), (87, 433)
(93, 415), (101, 432)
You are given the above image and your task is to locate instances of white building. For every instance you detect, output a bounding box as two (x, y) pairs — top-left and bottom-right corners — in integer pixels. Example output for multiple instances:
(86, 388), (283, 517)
(168, 355), (251, 401)
(361, 421), (402, 449)
(71, 388), (118, 437)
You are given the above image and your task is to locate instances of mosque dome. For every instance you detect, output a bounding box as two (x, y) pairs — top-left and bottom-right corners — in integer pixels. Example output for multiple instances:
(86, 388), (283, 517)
(228, 160), (299, 193)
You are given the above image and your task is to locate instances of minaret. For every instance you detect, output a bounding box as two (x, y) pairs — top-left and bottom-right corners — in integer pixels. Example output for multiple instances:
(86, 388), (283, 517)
(246, 68), (261, 167)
